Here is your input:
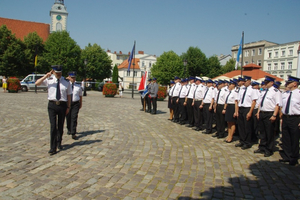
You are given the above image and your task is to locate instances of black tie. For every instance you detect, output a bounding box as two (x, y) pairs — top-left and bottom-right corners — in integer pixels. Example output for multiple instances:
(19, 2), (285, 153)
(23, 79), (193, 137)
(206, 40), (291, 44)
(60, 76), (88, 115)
(203, 88), (209, 100)
(285, 92), (292, 114)
(71, 83), (74, 102)
(193, 86), (198, 98)
(241, 87), (247, 104)
(260, 89), (269, 107)
(216, 90), (221, 104)
(225, 91), (231, 104)
(56, 79), (61, 100)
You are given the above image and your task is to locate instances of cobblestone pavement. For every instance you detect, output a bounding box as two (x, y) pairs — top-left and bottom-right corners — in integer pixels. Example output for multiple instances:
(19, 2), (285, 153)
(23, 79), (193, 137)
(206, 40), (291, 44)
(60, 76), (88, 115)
(0, 90), (299, 200)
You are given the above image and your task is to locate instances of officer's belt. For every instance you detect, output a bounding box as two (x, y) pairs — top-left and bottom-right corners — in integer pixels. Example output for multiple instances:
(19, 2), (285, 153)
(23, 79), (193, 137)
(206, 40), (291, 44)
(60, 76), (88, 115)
(194, 99), (202, 101)
(260, 111), (273, 114)
(71, 101), (80, 105)
(282, 114), (300, 118)
(49, 100), (67, 105)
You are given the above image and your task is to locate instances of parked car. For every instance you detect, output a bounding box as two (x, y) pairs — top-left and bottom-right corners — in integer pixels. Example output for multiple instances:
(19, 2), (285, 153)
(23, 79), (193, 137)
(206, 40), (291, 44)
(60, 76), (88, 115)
(20, 74), (47, 92)
(98, 82), (105, 91)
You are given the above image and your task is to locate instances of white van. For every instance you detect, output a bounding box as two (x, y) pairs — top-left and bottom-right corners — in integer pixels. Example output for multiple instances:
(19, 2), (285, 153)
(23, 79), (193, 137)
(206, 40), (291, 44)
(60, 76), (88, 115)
(21, 74), (47, 92)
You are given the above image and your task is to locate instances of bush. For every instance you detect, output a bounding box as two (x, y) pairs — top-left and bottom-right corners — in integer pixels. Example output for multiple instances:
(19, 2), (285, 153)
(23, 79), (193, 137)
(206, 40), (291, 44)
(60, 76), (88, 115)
(157, 86), (167, 100)
(102, 83), (117, 96)
(7, 77), (21, 93)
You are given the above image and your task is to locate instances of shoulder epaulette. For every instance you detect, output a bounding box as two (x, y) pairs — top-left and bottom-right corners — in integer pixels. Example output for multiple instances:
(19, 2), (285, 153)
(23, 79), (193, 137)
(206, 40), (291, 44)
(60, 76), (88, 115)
(274, 88), (278, 92)
(48, 77), (53, 80)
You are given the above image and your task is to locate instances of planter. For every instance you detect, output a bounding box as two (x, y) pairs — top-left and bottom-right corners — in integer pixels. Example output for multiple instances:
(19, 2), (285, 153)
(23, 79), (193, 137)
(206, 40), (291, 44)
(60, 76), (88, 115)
(105, 95), (115, 97)
(8, 90), (18, 93)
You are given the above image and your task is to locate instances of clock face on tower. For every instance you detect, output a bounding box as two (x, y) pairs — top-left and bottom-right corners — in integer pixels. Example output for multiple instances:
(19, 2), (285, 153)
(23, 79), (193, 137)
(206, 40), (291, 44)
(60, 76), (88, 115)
(56, 15), (62, 21)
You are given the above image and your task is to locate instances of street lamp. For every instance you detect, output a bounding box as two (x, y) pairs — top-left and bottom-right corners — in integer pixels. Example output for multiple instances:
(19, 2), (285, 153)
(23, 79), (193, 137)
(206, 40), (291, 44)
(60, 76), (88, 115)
(183, 59), (187, 77)
(83, 59), (87, 96)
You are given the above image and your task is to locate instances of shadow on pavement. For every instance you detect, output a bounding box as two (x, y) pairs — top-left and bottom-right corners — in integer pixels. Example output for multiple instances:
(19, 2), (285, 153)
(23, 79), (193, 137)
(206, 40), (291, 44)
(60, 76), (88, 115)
(62, 139), (103, 151)
(178, 160), (300, 199)
(76, 129), (105, 139)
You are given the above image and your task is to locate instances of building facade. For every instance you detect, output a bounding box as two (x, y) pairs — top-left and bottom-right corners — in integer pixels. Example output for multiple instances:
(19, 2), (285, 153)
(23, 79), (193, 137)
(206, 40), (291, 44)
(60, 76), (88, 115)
(232, 40), (278, 68)
(264, 41), (300, 80)
(218, 54), (232, 66)
(50, 0), (68, 33)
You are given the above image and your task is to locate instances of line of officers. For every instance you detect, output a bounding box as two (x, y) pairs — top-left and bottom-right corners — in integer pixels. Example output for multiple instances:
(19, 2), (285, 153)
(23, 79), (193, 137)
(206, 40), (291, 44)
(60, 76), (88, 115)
(168, 75), (300, 166)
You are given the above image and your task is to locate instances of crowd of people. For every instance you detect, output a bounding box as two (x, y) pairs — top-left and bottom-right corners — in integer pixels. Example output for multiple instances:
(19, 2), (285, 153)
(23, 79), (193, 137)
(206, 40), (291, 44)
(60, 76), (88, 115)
(166, 75), (300, 166)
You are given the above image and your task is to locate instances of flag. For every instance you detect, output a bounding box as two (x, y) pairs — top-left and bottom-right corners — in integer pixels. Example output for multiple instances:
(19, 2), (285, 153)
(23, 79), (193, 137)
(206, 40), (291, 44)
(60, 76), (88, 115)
(138, 71), (147, 91)
(235, 35), (243, 70)
(34, 46), (38, 67)
(127, 43), (135, 72)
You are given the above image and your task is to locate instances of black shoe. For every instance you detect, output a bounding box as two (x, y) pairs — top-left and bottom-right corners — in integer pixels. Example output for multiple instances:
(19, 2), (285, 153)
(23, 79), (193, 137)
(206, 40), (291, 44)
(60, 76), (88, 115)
(235, 143), (243, 147)
(264, 152), (273, 157)
(192, 127), (198, 130)
(72, 135), (77, 140)
(254, 149), (264, 154)
(151, 112), (156, 115)
(279, 159), (289, 163)
(203, 130), (212, 134)
(212, 134), (218, 137)
(195, 128), (201, 131)
(186, 124), (193, 127)
(57, 144), (63, 150)
(241, 145), (251, 150)
(217, 135), (225, 139)
(48, 149), (57, 155)
(289, 160), (299, 166)
(140, 109), (144, 111)
(168, 118), (172, 121)
(67, 131), (71, 135)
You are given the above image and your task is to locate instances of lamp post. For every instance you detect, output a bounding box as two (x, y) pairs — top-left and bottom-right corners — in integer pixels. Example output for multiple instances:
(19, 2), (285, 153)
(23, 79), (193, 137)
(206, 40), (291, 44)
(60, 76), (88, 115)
(83, 59), (87, 96)
(183, 59), (187, 77)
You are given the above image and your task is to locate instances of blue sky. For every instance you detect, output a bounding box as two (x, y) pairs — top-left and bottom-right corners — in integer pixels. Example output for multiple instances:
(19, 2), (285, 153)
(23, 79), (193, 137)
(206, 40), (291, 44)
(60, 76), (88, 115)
(1, 0), (299, 57)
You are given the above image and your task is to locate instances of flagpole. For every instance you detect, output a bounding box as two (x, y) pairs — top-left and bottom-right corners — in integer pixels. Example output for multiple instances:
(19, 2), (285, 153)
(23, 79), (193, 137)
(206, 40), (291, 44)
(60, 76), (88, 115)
(132, 41), (136, 99)
(241, 31), (244, 76)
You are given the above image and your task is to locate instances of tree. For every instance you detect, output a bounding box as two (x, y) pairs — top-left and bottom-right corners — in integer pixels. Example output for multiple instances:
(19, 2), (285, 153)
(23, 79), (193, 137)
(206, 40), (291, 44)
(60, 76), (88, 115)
(181, 47), (207, 77)
(112, 64), (118, 83)
(81, 43), (112, 81)
(41, 31), (81, 76)
(221, 58), (236, 74)
(0, 25), (26, 77)
(23, 32), (44, 74)
(206, 55), (222, 78)
(151, 51), (182, 85)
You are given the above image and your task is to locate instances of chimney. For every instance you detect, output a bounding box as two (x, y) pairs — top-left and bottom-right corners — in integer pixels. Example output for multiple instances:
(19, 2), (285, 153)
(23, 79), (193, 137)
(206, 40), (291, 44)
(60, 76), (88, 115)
(119, 51), (122, 54)
(107, 49), (111, 53)
(114, 51), (116, 54)
(138, 51), (144, 55)
(128, 51), (130, 55)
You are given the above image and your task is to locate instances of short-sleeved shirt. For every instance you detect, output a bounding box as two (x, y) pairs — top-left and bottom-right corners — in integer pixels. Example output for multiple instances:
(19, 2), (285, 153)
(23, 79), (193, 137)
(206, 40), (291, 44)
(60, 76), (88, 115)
(42, 76), (72, 102)
(281, 88), (300, 115)
(238, 85), (259, 107)
(259, 86), (282, 111)
(203, 86), (216, 104)
(71, 83), (83, 102)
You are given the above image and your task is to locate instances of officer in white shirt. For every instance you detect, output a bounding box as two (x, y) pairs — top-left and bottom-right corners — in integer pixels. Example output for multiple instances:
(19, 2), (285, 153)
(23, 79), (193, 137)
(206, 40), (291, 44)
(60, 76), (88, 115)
(200, 79), (216, 134)
(251, 81), (260, 143)
(213, 80), (229, 138)
(177, 78), (189, 124)
(171, 76), (182, 123)
(66, 71), (83, 140)
(35, 65), (72, 155)
(279, 75), (300, 166)
(235, 76), (259, 150)
(192, 77), (205, 131)
(255, 76), (282, 157)
(185, 77), (196, 127)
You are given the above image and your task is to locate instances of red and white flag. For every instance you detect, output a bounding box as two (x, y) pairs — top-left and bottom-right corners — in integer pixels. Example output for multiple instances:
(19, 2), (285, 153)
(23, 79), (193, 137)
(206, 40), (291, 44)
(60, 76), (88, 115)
(138, 71), (147, 91)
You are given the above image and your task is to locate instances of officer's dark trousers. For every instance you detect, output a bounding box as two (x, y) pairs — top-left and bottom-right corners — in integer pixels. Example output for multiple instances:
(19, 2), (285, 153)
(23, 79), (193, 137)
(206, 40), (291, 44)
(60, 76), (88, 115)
(152, 97), (157, 113)
(252, 108), (259, 142)
(186, 98), (194, 125)
(203, 103), (213, 132)
(282, 115), (300, 163)
(146, 95), (151, 112)
(172, 97), (179, 121)
(238, 107), (253, 146)
(66, 101), (80, 135)
(193, 100), (203, 129)
(216, 104), (225, 137)
(258, 111), (275, 153)
(140, 96), (144, 109)
(179, 98), (186, 122)
(48, 101), (67, 151)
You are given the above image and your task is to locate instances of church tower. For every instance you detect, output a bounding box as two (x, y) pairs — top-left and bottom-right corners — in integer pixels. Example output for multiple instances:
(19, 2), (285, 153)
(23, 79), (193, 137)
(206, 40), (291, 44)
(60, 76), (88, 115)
(50, 0), (68, 33)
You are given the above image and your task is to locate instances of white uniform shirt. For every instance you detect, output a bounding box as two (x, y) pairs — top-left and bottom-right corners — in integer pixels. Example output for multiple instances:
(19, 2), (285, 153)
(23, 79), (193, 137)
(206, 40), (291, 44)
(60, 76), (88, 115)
(238, 85), (259, 107)
(259, 86), (282, 111)
(71, 83), (83, 102)
(43, 76), (72, 101)
(171, 82), (182, 97)
(179, 85), (189, 98)
(216, 87), (229, 105)
(203, 86), (216, 104)
(225, 90), (239, 104)
(169, 85), (175, 96)
(193, 84), (206, 100)
(281, 88), (300, 115)
(187, 83), (196, 99)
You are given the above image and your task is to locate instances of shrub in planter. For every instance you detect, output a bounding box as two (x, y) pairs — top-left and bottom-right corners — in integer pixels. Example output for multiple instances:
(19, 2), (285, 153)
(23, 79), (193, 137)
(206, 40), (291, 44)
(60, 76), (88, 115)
(102, 83), (117, 97)
(157, 86), (167, 101)
(7, 77), (21, 93)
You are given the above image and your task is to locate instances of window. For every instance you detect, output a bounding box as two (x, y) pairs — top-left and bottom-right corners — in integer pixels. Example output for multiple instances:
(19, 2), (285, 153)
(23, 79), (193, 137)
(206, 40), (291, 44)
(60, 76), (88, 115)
(149, 62), (152, 68)
(281, 62), (285, 70)
(142, 61), (145, 67)
(234, 52), (237, 58)
(258, 48), (262, 55)
(245, 50), (249, 57)
(257, 60), (261, 66)
(280, 75), (284, 79)
(289, 49), (293, 55)
(267, 64), (271, 71)
(268, 52), (272, 58)
(275, 52), (278, 57)
(127, 71), (130, 76)
(288, 62), (292, 69)
(245, 61), (248, 65)
(282, 51), (285, 57)
(134, 71), (137, 77)
(252, 49), (255, 56)
(274, 63), (278, 70)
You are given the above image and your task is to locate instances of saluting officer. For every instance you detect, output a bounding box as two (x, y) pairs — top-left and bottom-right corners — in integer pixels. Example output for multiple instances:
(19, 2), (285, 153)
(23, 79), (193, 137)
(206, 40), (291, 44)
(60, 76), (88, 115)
(235, 76), (259, 150)
(254, 76), (282, 157)
(66, 71), (82, 140)
(185, 77), (196, 127)
(200, 79), (216, 134)
(171, 77), (182, 123)
(279, 75), (300, 166)
(150, 78), (159, 114)
(35, 65), (72, 155)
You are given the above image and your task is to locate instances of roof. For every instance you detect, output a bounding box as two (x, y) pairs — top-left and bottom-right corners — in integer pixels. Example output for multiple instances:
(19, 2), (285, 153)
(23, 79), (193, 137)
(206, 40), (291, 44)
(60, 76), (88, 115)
(118, 58), (140, 70)
(214, 63), (283, 81)
(0, 17), (50, 41)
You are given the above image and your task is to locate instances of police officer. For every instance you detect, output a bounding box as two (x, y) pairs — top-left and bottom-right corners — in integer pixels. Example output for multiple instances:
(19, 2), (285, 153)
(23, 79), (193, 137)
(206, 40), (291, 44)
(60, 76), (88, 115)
(251, 81), (260, 143)
(235, 76), (259, 150)
(171, 77), (182, 123)
(146, 79), (152, 113)
(35, 65), (72, 155)
(254, 76), (282, 157)
(279, 75), (300, 166)
(150, 78), (159, 114)
(178, 78), (189, 124)
(185, 77), (196, 127)
(168, 81), (175, 120)
(200, 79), (216, 134)
(66, 71), (82, 140)
(192, 77), (205, 131)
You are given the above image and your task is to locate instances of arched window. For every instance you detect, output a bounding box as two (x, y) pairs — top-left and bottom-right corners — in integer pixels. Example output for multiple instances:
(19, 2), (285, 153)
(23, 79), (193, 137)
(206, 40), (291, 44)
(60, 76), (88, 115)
(56, 22), (62, 31)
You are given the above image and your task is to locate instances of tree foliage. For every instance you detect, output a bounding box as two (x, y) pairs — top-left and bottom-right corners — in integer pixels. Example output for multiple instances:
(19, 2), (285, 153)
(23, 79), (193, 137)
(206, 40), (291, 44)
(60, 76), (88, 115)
(206, 55), (222, 78)
(221, 58), (236, 74)
(151, 51), (182, 85)
(80, 43), (112, 81)
(181, 47), (207, 77)
(40, 31), (81, 76)
(112, 64), (118, 83)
